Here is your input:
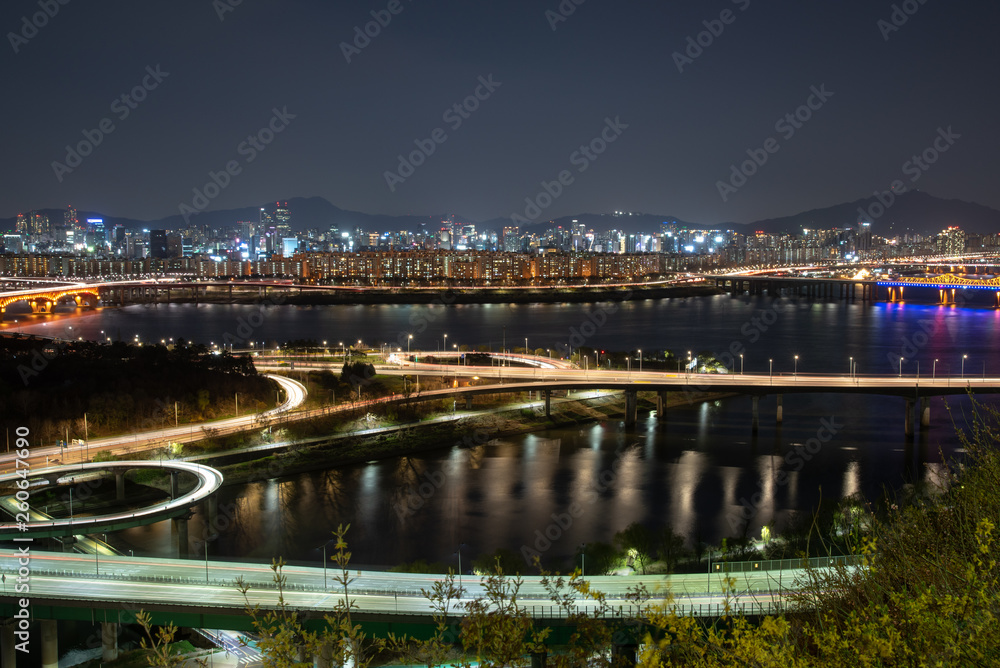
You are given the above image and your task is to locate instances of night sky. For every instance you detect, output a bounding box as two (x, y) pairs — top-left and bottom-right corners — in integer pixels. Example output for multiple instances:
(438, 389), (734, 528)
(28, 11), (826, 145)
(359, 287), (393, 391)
(2, 0), (997, 225)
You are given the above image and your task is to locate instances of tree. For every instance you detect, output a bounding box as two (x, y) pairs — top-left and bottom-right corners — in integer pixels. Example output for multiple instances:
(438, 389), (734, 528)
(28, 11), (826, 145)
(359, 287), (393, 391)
(656, 524), (687, 573)
(614, 522), (655, 574)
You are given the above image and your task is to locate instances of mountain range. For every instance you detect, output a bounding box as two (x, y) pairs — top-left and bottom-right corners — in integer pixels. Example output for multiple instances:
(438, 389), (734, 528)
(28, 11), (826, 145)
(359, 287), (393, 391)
(3, 191), (998, 239)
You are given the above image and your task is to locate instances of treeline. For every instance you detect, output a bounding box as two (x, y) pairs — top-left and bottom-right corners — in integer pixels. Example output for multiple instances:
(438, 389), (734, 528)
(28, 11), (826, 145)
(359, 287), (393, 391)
(0, 337), (277, 443)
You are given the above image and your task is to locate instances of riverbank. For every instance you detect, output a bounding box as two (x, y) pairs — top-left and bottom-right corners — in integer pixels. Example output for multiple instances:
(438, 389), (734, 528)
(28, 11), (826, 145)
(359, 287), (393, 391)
(166, 282), (722, 306)
(189, 390), (734, 486)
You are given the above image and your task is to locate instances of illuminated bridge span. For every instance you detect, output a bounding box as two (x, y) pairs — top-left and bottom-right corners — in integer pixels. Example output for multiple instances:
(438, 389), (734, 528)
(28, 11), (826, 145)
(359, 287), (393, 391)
(878, 273), (1000, 304)
(0, 550), (854, 660)
(0, 461), (223, 539)
(0, 279), (173, 318)
(0, 287), (99, 315)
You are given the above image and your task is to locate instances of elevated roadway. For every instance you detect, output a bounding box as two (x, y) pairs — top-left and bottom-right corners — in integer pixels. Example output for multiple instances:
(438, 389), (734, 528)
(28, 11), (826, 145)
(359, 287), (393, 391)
(0, 461), (224, 538)
(0, 551), (851, 629)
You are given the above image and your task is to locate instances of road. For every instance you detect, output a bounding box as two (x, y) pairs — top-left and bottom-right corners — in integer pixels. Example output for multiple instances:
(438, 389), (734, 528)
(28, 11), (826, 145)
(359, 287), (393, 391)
(0, 375), (306, 474)
(0, 551), (841, 620)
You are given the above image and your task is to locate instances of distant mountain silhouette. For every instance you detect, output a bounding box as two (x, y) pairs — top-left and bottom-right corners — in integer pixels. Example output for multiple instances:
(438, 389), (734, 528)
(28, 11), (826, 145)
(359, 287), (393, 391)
(2, 191), (998, 238)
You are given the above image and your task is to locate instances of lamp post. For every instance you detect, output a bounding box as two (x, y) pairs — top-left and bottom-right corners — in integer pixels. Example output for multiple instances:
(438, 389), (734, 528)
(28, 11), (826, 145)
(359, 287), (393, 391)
(962, 354), (968, 379)
(933, 358), (938, 379)
(581, 543), (586, 577)
(794, 355), (799, 378)
(769, 358), (773, 379)
(407, 334), (412, 357)
(638, 349), (643, 373)
(849, 356), (853, 378)
(899, 357), (903, 378)
(739, 353), (743, 375)
(443, 333), (448, 353)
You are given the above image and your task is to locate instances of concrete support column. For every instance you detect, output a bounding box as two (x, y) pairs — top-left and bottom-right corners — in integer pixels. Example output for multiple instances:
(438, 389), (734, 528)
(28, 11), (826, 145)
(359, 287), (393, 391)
(544, 389), (551, 417)
(41, 620), (58, 668)
(624, 390), (637, 428)
(656, 391), (669, 420)
(775, 394), (783, 424)
(169, 471), (179, 499)
(612, 643), (638, 668)
(207, 494), (219, 529)
(751, 396), (759, 433)
(102, 622), (118, 663)
(116, 472), (125, 501)
(1, 620), (16, 668)
(905, 399), (914, 436)
(175, 518), (189, 557)
(466, 396), (472, 410)
(313, 642), (334, 668)
(920, 397), (930, 428)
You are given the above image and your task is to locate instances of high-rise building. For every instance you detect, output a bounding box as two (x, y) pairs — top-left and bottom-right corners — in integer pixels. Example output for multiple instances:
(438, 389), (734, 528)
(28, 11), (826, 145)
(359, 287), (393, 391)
(149, 229), (169, 259)
(15, 214), (28, 235)
(29, 213), (49, 236)
(64, 205), (78, 229)
(502, 226), (519, 252)
(274, 202), (291, 236)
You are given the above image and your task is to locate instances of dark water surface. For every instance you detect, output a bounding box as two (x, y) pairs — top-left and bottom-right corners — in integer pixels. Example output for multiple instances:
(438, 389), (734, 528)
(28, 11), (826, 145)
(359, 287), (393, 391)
(11, 295), (992, 567)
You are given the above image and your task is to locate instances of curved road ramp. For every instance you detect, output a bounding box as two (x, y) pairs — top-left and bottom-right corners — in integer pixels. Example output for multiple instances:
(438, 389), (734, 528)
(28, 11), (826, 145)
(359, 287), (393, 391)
(0, 461), (223, 539)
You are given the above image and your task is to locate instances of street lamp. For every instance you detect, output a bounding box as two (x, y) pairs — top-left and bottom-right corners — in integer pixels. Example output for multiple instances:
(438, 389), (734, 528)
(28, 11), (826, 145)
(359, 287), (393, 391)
(899, 357), (903, 378)
(794, 355), (799, 378)
(407, 334), (412, 356)
(443, 333), (448, 353)
(769, 358), (773, 379)
(739, 353), (743, 375)
(933, 358), (938, 379)
(638, 349), (643, 373)
(849, 356), (853, 378)
(962, 354), (968, 379)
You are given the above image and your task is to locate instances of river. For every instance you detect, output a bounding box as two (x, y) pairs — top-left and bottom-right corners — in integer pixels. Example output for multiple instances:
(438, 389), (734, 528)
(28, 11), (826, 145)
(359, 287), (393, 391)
(7, 294), (993, 568)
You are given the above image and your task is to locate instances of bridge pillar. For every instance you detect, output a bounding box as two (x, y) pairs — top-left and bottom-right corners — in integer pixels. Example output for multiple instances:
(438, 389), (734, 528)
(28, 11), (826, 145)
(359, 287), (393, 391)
(920, 397), (931, 428)
(544, 389), (551, 417)
(530, 649), (548, 668)
(1, 620), (15, 668)
(313, 642), (335, 668)
(612, 643), (638, 668)
(624, 390), (637, 428)
(466, 395), (472, 410)
(40, 620), (58, 668)
(751, 396), (759, 433)
(170, 471), (180, 499)
(175, 518), (189, 557)
(775, 394), (783, 424)
(116, 472), (125, 501)
(101, 622), (119, 662)
(207, 494), (219, 528)
(656, 391), (669, 420)
(905, 399), (914, 436)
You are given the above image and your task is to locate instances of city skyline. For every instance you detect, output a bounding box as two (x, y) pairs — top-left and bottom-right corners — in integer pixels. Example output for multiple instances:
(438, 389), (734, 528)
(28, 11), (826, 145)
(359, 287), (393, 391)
(1, 1), (997, 226)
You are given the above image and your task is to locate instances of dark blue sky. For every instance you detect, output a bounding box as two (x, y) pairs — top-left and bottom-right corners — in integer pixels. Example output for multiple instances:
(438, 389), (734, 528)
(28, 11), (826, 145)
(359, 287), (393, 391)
(2, 0), (997, 225)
